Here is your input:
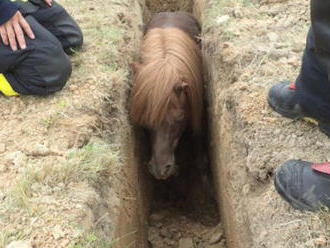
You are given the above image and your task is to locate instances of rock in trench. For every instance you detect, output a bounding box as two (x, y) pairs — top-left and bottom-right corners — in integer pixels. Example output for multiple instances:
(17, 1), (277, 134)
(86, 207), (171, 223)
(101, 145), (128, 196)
(209, 230), (224, 245)
(5, 241), (32, 248)
(178, 238), (194, 248)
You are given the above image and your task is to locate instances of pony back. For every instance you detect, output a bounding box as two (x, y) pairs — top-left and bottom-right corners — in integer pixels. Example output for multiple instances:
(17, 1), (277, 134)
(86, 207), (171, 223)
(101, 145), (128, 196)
(131, 13), (203, 133)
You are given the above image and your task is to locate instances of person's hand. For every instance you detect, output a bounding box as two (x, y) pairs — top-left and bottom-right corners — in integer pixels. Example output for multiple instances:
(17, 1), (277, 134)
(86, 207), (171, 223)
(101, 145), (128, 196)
(0, 11), (35, 51)
(43, 0), (52, 7)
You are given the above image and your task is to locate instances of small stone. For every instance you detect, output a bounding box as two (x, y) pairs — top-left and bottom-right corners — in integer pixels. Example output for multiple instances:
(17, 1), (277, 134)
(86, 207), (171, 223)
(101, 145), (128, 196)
(242, 184), (251, 196)
(155, 222), (163, 228)
(5, 151), (28, 168)
(178, 238), (194, 248)
(232, 9), (242, 18)
(313, 236), (327, 246)
(149, 211), (168, 223)
(316, 141), (323, 147)
(0, 143), (6, 153)
(267, 32), (279, 42)
(160, 228), (173, 239)
(287, 57), (299, 67)
(0, 192), (5, 201)
(164, 238), (176, 246)
(69, 84), (78, 91)
(29, 144), (50, 156)
(209, 231), (224, 245)
(216, 15), (230, 24)
(52, 225), (65, 240)
(6, 240), (32, 248)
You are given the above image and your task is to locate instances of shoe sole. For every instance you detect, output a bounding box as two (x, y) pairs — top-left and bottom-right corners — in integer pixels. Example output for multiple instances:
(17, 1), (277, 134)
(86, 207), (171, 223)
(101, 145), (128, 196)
(274, 174), (315, 211)
(268, 97), (330, 137)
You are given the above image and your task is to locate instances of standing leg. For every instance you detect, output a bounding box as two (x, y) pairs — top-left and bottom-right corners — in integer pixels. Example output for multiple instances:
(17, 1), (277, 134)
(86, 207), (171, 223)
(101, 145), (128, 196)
(295, 29), (330, 122)
(267, 28), (330, 136)
(270, 0), (330, 212)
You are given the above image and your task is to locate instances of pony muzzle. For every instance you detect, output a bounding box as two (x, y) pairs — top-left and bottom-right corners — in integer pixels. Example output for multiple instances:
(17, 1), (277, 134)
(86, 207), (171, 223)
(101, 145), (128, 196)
(148, 161), (178, 180)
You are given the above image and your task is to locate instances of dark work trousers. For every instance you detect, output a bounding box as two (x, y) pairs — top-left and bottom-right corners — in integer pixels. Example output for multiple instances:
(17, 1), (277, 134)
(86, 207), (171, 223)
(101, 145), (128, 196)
(0, 0), (83, 95)
(296, 28), (330, 122)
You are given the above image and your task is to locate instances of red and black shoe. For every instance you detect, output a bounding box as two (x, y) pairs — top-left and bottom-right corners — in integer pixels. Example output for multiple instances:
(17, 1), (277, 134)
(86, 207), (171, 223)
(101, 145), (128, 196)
(268, 81), (304, 119)
(268, 81), (330, 137)
(274, 160), (330, 211)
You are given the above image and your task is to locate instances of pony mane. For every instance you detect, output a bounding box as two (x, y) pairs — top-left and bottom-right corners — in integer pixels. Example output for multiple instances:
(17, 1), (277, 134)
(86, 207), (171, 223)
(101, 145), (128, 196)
(130, 27), (203, 133)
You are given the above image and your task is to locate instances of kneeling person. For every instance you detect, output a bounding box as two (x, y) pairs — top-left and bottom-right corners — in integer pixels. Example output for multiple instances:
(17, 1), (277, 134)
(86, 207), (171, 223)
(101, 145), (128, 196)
(0, 0), (83, 96)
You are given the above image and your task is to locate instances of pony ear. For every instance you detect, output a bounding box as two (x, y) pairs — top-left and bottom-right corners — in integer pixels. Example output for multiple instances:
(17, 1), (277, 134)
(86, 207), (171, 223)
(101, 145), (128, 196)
(130, 61), (142, 73)
(174, 81), (189, 95)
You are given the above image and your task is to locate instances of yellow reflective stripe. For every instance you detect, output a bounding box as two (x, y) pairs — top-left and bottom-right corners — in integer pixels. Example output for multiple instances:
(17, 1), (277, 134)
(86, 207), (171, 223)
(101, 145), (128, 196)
(303, 117), (318, 125)
(0, 74), (19, 96)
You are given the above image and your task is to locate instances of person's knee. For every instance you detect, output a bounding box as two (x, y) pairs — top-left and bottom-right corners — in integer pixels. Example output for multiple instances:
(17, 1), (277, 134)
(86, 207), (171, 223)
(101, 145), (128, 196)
(20, 45), (72, 95)
(37, 45), (72, 93)
(34, 1), (84, 53)
(53, 2), (84, 49)
(50, 49), (72, 89)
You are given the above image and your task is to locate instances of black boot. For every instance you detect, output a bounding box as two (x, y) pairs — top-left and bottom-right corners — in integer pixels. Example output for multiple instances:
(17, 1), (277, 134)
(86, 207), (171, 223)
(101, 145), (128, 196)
(274, 160), (330, 211)
(268, 81), (330, 137)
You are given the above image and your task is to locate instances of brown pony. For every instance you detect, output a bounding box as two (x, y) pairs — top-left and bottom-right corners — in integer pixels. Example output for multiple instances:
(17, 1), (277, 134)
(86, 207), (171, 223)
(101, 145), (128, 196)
(130, 12), (203, 180)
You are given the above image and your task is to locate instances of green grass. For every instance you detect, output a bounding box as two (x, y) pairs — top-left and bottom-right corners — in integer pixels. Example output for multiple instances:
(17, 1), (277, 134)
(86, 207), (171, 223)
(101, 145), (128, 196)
(0, 231), (9, 248)
(40, 114), (59, 129)
(203, 0), (253, 29)
(71, 230), (138, 248)
(71, 233), (113, 248)
(7, 141), (120, 212)
(1, 0), (136, 247)
(0, 229), (31, 248)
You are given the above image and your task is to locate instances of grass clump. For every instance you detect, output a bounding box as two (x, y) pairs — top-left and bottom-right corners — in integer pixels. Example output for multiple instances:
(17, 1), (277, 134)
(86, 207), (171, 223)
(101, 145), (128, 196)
(0, 231), (9, 248)
(203, 0), (253, 29)
(71, 233), (113, 248)
(7, 141), (120, 211)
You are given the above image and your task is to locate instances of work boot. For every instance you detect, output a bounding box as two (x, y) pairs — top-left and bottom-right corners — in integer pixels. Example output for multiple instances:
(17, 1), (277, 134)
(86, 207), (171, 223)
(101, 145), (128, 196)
(268, 81), (330, 137)
(274, 160), (330, 211)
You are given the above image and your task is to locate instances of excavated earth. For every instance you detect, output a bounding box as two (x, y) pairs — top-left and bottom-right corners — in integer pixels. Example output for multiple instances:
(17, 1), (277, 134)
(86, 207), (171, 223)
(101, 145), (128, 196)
(1, 0), (330, 248)
(203, 0), (330, 247)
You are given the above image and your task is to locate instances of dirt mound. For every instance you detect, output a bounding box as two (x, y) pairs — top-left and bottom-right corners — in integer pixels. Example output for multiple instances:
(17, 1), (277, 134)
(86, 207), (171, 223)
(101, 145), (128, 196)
(203, 0), (330, 247)
(0, 0), (144, 247)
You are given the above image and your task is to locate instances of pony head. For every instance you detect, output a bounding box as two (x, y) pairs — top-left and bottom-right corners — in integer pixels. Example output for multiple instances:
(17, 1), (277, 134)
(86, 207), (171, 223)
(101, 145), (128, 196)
(147, 81), (190, 179)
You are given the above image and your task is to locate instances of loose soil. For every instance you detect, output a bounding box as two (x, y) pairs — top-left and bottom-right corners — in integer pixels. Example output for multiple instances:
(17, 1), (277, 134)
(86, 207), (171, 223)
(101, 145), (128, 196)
(145, 132), (222, 248)
(0, 0), (145, 247)
(203, 0), (330, 247)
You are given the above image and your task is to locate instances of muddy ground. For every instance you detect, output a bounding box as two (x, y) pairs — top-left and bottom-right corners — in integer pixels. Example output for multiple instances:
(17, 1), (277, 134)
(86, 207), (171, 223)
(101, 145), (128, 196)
(1, 0), (330, 248)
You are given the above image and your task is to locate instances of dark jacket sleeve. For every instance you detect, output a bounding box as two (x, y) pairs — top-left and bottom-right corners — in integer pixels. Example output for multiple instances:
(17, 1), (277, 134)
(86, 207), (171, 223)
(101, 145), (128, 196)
(0, 0), (18, 25)
(311, 0), (330, 77)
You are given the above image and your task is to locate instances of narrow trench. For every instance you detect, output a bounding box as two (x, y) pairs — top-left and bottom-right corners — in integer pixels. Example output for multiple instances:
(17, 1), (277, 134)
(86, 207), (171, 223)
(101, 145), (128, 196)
(135, 1), (226, 247)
